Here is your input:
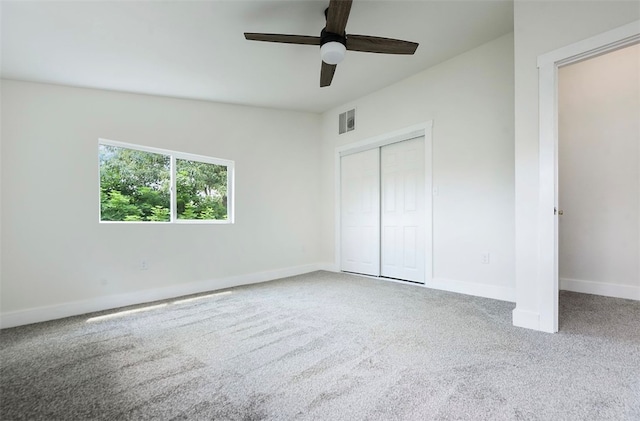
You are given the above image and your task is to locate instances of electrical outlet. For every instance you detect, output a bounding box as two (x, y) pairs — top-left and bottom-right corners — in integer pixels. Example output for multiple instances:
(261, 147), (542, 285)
(481, 252), (490, 264)
(140, 260), (149, 270)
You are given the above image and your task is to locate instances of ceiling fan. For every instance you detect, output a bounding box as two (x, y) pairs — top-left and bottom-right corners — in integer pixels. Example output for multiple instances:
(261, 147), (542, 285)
(244, 0), (419, 87)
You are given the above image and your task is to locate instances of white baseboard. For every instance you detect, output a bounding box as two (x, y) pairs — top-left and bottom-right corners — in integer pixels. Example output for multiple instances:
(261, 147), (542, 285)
(512, 307), (541, 331)
(324, 268), (515, 303)
(0, 263), (326, 329)
(560, 278), (640, 301)
(426, 277), (516, 303)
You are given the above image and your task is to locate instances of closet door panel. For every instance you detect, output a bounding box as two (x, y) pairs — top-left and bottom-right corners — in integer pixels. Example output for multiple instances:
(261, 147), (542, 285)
(381, 137), (425, 282)
(340, 148), (381, 276)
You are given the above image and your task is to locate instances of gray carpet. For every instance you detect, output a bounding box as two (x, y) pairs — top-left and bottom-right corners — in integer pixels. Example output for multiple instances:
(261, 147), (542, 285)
(1, 271), (639, 420)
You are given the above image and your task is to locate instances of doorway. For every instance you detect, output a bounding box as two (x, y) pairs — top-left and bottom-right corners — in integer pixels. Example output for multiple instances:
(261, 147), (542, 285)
(558, 44), (640, 305)
(536, 21), (640, 332)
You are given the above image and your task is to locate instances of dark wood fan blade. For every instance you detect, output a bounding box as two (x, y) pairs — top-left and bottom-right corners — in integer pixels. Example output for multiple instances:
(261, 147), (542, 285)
(244, 33), (321, 46)
(326, 0), (353, 35)
(346, 34), (418, 54)
(320, 62), (337, 87)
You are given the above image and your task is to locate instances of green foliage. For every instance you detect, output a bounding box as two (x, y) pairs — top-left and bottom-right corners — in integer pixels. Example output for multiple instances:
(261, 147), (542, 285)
(179, 202), (198, 220)
(101, 190), (143, 221)
(99, 145), (227, 222)
(148, 206), (170, 222)
(199, 206), (215, 220)
(175, 159), (227, 220)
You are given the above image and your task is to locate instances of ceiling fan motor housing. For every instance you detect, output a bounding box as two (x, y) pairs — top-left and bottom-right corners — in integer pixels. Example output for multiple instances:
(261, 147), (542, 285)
(320, 29), (347, 65)
(320, 29), (346, 47)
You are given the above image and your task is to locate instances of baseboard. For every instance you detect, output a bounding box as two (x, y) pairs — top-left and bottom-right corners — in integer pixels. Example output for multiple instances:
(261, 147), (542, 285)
(426, 277), (516, 302)
(560, 278), (640, 301)
(512, 308), (541, 331)
(0, 263), (326, 329)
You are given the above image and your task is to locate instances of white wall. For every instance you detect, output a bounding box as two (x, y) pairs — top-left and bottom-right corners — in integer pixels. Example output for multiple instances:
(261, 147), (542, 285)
(0, 80), (322, 327)
(514, 1), (640, 330)
(320, 33), (516, 302)
(558, 44), (640, 297)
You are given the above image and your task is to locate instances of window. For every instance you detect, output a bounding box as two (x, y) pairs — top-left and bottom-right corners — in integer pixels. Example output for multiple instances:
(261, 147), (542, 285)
(99, 139), (233, 223)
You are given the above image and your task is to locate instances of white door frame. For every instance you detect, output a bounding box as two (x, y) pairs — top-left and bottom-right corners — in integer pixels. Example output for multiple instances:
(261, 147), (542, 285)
(537, 20), (640, 333)
(334, 121), (434, 283)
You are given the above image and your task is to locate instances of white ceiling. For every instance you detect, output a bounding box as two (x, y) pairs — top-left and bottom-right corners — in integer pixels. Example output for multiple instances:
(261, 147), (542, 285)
(1, 0), (513, 113)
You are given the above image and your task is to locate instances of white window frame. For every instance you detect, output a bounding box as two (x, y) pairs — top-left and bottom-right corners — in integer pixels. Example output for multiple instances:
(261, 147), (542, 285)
(98, 138), (235, 224)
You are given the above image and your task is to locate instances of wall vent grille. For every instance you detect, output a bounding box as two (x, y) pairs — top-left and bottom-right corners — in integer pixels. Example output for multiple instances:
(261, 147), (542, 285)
(339, 109), (356, 134)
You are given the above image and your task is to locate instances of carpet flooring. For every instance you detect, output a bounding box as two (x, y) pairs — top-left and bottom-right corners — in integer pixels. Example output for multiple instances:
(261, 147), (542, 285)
(1, 271), (639, 420)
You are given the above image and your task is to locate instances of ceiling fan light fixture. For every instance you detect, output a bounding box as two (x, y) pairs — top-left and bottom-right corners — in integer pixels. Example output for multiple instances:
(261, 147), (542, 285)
(320, 41), (346, 65)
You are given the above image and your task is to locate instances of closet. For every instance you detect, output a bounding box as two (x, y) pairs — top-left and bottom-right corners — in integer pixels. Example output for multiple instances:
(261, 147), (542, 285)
(340, 136), (426, 283)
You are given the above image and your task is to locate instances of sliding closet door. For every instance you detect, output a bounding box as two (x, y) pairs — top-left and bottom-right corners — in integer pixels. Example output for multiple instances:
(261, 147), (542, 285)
(340, 148), (381, 276)
(381, 137), (425, 282)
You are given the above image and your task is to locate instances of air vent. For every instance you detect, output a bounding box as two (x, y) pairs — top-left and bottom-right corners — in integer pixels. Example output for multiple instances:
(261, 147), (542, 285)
(338, 109), (355, 135)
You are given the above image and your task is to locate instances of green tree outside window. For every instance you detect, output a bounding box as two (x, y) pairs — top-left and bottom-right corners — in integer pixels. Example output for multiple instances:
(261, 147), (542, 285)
(99, 143), (229, 222)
